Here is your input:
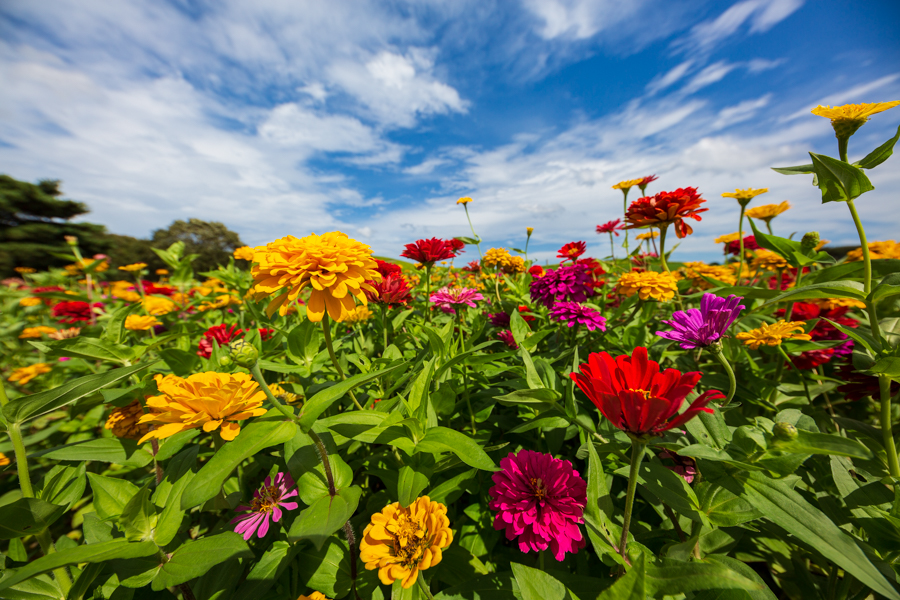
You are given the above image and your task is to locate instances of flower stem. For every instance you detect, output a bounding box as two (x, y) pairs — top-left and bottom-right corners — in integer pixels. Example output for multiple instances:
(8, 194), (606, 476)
(424, 265), (433, 323)
(622, 189), (630, 257)
(463, 205), (483, 260)
(710, 345), (736, 404)
(322, 317), (364, 410)
(608, 232), (616, 264)
(249, 362), (302, 424)
(309, 430), (337, 496)
(880, 375), (900, 478)
(380, 304), (389, 353)
(618, 440), (646, 562)
(737, 205), (746, 285)
(417, 575), (437, 600)
(658, 224), (683, 311)
(777, 345), (812, 405)
(493, 270), (502, 306)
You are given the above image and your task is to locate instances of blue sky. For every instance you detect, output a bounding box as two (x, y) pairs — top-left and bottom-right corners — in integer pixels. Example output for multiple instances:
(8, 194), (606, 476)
(1, 0), (899, 263)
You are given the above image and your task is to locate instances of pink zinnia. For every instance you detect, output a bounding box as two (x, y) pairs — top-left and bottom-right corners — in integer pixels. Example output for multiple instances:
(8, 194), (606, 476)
(429, 287), (485, 315)
(230, 472), (299, 541)
(496, 329), (518, 348)
(489, 450), (587, 561)
(595, 219), (624, 236)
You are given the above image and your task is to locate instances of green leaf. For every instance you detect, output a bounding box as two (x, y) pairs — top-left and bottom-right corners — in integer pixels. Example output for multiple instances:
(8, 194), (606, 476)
(87, 473), (141, 520)
(455, 236), (480, 245)
(0, 498), (66, 539)
(36, 463), (86, 511)
(298, 361), (408, 431)
(181, 420), (297, 509)
(519, 348), (544, 390)
(34, 337), (135, 364)
(118, 487), (156, 542)
(509, 309), (531, 347)
(511, 562), (579, 600)
(102, 302), (140, 345)
(42, 438), (153, 466)
(584, 440), (616, 550)
(287, 486), (362, 550)
(871, 273), (900, 304)
(0, 539), (158, 592)
(495, 388), (560, 405)
(234, 540), (294, 598)
(154, 471), (193, 546)
(415, 427), (498, 471)
(294, 538), (352, 599)
(809, 152), (874, 203)
(867, 355), (900, 381)
(822, 318), (881, 354)
(771, 164), (815, 175)
(647, 559), (766, 596)
(151, 532), (252, 591)
(408, 357), (436, 415)
(770, 429), (873, 459)
(597, 553), (646, 599)
(695, 555), (779, 600)
(748, 220), (833, 268)
(627, 460), (708, 525)
(158, 348), (199, 377)
(696, 482), (762, 527)
(685, 406), (732, 449)
(297, 453), (353, 505)
(3, 361), (158, 424)
(761, 280), (867, 308)
(857, 123), (900, 169)
(398, 465), (430, 508)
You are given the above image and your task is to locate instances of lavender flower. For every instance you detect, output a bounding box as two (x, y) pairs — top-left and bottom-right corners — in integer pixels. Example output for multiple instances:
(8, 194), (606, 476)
(429, 287), (486, 315)
(656, 293), (745, 349)
(230, 472), (299, 540)
(549, 302), (607, 331)
(529, 264), (594, 308)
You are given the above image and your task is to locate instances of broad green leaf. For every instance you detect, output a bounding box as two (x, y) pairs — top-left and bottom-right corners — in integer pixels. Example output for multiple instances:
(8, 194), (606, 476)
(287, 486), (362, 550)
(822, 319), (881, 353)
(428, 469), (477, 505)
(158, 348), (199, 377)
(434, 572), (518, 600)
(298, 361), (408, 431)
(771, 164), (815, 175)
(0, 540), (158, 592)
(857, 123), (900, 169)
(871, 273), (900, 304)
(3, 361), (158, 424)
(695, 482), (762, 527)
(620, 460), (708, 525)
(749, 220), (833, 268)
(398, 465), (430, 507)
(408, 357), (436, 415)
(154, 471), (193, 545)
(234, 540), (294, 598)
(36, 463), (86, 511)
(297, 453), (353, 505)
(181, 420), (297, 509)
(770, 429), (873, 459)
(585, 440), (616, 548)
(867, 355), (900, 381)
(41, 438), (153, 466)
(809, 152), (874, 203)
(597, 553), (646, 599)
(32, 337), (135, 365)
(151, 532), (252, 591)
(0, 498), (66, 539)
(761, 280), (866, 308)
(646, 559), (764, 595)
(685, 406), (732, 449)
(87, 473), (141, 520)
(511, 562), (579, 600)
(415, 427), (498, 471)
(495, 388), (560, 405)
(695, 555), (778, 600)
(102, 302), (140, 345)
(294, 538), (353, 599)
(518, 347), (544, 390)
(509, 309), (531, 347)
(118, 487), (156, 542)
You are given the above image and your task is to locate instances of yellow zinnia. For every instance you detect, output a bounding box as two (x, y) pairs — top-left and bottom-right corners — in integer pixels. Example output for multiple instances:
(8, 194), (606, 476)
(344, 305), (374, 324)
(198, 294), (241, 311)
(0, 452), (9, 467)
(118, 263), (148, 272)
(635, 231), (659, 241)
(483, 248), (512, 269)
(612, 178), (643, 191)
(105, 400), (152, 440)
(8, 363), (52, 386)
(19, 297), (41, 307)
(156, 269), (169, 275)
(714, 232), (741, 245)
(19, 326), (57, 339)
(751, 249), (788, 271)
(812, 101), (900, 138)
(721, 188), (768, 207)
(456, 196), (472, 205)
(298, 593), (330, 600)
(681, 262), (736, 289)
(814, 298), (866, 311)
(234, 246), (256, 261)
(736, 320), (811, 350)
(745, 201), (791, 223)
(137, 372), (267, 443)
(616, 270), (678, 302)
(846, 240), (900, 262)
(142, 296), (178, 316)
(15, 267), (36, 274)
(124, 315), (161, 331)
(251, 232), (380, 321)
(526, 227), (534, 235)
(360, 496), (453, 589)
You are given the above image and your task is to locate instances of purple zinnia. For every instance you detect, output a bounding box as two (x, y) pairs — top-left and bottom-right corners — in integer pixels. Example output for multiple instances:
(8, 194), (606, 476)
(529, 264), (594, 308)
(230, 472), (299, 540)
(549, 302), (607, 331)
(429, 287), (485, 315)
(489, 450), (587, 561)
(488, 312), (511, 328)
(656, 293), (745, 349)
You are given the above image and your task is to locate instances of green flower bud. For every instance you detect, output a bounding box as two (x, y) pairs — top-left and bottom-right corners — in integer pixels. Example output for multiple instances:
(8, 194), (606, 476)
(229, 339), (259, 368)
(800, 231), (820, 253)
(218, 356), (233, 367)
(772, 422), (798, 440)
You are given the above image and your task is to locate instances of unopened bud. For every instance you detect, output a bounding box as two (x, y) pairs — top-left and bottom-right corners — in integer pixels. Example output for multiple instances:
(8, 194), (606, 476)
(64, 235), (78, 246)
(800, 232), (820, 253)
(218, 356), (233, 367)
(229, 339), (259, 368)
(772, 422), (798, 440)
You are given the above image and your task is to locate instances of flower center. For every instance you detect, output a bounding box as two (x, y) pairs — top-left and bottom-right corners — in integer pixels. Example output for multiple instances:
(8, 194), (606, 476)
(250, 484), (281, 513)
(392, 514), (428, 567)
(628, 388), (652, 400)
(530, 477), (547, 500)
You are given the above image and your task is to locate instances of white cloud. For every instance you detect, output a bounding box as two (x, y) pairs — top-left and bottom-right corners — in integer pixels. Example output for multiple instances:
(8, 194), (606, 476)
(521, 0), (648, 40)
(678, 0), (804, 54)
(681, 61), (739, 94)
(712, 94), (772, 129)
(646, 60), (694, 94)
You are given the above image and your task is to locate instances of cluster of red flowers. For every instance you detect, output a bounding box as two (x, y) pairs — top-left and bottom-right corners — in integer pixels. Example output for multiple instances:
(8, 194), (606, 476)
(462, 260), (481, 273)
(30, 285), (66, 306)
(777, 302), (857, 370)
(365, 260), (412, 307)
(401, 238), (463, 267)
(528, 265), (544, 278)
(625, 187), (708, 238)
(725, 236), (759, 255)
(142, 281), (177, 296)
(197, 324), (274, 358)
(51, 301), (104, 323)
(767, 267), (809, 291)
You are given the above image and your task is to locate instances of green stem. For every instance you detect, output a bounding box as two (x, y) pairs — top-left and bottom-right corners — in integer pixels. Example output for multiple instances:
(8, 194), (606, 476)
(618, 440), (646, 561)
(880, 375), (900, 478)
(710, 345), (736, 404)
(608, 232), (615, 264)
(777, 345), (812, 405)
(322, 317), (364, 410)
(767, 351), (786, 404)
(417, 576), (437, 600)
(424, 265), (433, 323)
(658, 224), (683, 311)
(622, 189), (630, 257)
(846, 199), (885, 348)
(249, 362), (302, 424)
(380, 304), (389, 354)
(493, 270), (502, 306)
(765, 221), (773, 235)
(463, 205), (483, 260)
(737, 205), (746, 285)
(309, 430), (337, 496)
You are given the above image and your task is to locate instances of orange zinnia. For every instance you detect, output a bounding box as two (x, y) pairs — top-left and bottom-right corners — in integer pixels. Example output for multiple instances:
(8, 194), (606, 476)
(625, 187), (708, 238)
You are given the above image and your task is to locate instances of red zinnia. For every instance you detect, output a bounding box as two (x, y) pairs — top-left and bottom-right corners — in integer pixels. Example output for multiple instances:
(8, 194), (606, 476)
(528, 265), (545, 278)
(401, 238), (459, 267)
(259, 328), (275, 341)
(31, 285), (66, 305)
(790, 348), (834, 370)
(557, 241), (586, 264)
(638, 175), (659, 187)
(449, 238), (466, 254)
(142, 281), (176, 296)
(365, 273), (412, 307)
(625, 187), (708, 238)
(374, 259), (402, 277)
(197, 324), (244, 358)
(725, 236), (759, 255)
(462, 260), (482, 273)
(518, 305), (536, 322)
(52, 301), (103, 323)
(596, 220), (624, 236)
(571, 347), (723, 436)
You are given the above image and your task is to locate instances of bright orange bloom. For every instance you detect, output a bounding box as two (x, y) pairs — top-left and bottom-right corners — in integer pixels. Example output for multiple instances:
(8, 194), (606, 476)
(625, 188), (708, 238)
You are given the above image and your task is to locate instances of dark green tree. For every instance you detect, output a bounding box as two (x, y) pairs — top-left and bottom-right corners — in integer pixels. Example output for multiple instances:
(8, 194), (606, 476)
(0, 175), (110, 276)
(150, 218), (245, 273)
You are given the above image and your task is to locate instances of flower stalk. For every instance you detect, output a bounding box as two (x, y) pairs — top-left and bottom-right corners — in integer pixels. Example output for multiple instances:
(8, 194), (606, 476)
(322, 316), (364, 410)
(880, 375), (900, 478)
(463, 204), (483, 260)
(619, 439), (646, 562)
(710, 344), (736, 404)
(417, 576), (437, 600)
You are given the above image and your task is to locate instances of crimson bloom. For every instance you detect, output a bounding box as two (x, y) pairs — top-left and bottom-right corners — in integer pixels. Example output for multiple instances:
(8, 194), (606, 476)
(365, 260), (412, 307)
(198, 324), (244, 358)
(31, 285), (66, 305)
(401, 238), (460, 267)
(462, 260), (481, 273)
(596, 219), (624, 236)
(725, 236), (759, 255)
(625, 187), (708, 238)
(52, 301), (103, 323)
(449, 238), (466, 254)
(496, 330), (518, 348)
(571, 347), (723, 437)
(638, 174), (658, 188)
(557, 241), (586, 263)
(489, 450), (587, 561)
(142, 281), (177, 296)
(528, 265), (545, 278)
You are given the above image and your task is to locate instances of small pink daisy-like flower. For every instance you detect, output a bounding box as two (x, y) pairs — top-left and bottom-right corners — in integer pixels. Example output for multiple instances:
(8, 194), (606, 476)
(230, 472), (299, 540)
(429, 287), (485, 315)
(489, 450), (587, 561)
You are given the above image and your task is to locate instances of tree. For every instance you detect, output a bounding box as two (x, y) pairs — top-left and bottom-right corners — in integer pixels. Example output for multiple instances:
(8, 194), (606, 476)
(0, 175), (110, 277)
(150, 219), (245, 273)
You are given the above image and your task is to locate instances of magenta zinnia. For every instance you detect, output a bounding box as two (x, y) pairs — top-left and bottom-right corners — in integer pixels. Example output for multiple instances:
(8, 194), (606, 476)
(429, 287), (485, 314)
(549, 302), (607, 331)
(489, 450), (587, 561)
(529, 264), (594, 308)
(230, 472), (299, 540)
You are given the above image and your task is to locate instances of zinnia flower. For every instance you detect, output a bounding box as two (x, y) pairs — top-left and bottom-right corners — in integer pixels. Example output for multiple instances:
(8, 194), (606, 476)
(681, 262), (736, 289)
(790, 348), (834, 370)
(635, 231), (659, 241)
(143, 282), (176, 296)
(15, 267), (36, 274)
(656, 294), (745, 349)
(616, 270), (678, 302)
(345, 305), (374, 323)
(19, 326), (56, 339)
(714, 232), (741, 245)
(751, 249), (788, 271)
(118, 263), (147, 272)
(230, 472), (299, 541)
(124, 315), (161, 331)
(836, 364), (900, 401)
(529, 264), (594, 308)
(298, 594), (330, 600)
(746, 201), (792, 223)
(8, 363), (52, 385)
(612, 178), (643, 191)
(19, 297), (41, 307)
(197, 324), (244, 358)
(457, 196), (473, 205)
(429, 287), (485, 314)
(137, 372), (267, 443)
(49, 327), (80, 340)
(105, 400), (152, 440)
(658, 449), (697, 484)
(360, 496), (453, 589)
(596, 219), (624, 236)
(251, 232), (380, 321)
(528, 265), (545, 278)
(142, 296), (178, 316)
(0, 452), (9, 467)
(812, 101), (900, 139)
(549, 302), (607, 331)
(721, 188), (768, 207)
(726, 236), (759, 255)
(735, 320), (811, 350)
(638, 174), (658, 189)
(489, 450), (587, 561)
(462, 260), (481, 273)
(846, 240), (900, 262)
(233, 246), (256, 261)
(571, 347), (723, 437)
(52, 301), (102, 323)
(401, 238), (459, 268)
(625, 187), (708, 238)
(496, 330), (518, 348)
(557, 241), (586, 264)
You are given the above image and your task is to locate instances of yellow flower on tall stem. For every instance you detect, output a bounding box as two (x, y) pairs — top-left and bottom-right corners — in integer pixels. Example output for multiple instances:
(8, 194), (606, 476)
(722, 188), (768, 283)
(812, 101), (900, 141)
(8, 363), (52, 385)
(360, 496), (453, 591)
(124, 315), (161, 331)
(137, 372), (267, 443)
(736, 320), (810, 350)
(746, 201), (792, 233)
(613, 178), (643, 257)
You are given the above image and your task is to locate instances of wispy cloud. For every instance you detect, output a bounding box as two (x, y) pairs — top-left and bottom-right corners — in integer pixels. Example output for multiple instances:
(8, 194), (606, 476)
(675, 0), (804, 55)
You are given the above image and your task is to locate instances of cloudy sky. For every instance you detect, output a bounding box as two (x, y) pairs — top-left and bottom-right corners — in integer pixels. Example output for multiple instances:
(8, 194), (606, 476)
(2, 0), (899, 263)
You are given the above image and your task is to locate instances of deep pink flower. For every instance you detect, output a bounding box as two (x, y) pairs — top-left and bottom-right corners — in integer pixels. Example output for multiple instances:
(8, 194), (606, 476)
(549, 302), (607, 331)
(725, 236), (759, 255)
(658, 450), (696, 484)
(429, 287), (485, 314)
(198, 324), (244, 358)
(489, 450), (587, 561)
(51, 301), (103, 323)
(596, 219), (624, 236)
(529, 264), (594, 308)
(496, 330), (518, 348)
(230, 472), (299, 540)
